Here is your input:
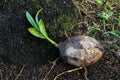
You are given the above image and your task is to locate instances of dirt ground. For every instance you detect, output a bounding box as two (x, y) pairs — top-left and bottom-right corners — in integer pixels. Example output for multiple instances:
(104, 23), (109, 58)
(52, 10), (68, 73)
(0, 0), (120, 80)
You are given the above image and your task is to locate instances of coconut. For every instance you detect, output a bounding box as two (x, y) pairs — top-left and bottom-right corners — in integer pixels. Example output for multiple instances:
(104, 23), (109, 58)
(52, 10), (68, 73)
(59, 35), (104, 67)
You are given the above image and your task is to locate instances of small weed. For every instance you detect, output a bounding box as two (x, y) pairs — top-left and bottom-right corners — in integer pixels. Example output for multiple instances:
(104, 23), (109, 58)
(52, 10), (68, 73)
(98, 9), (113, 21)
(105, 1), (114, 10)
(98, 9), (113, 31)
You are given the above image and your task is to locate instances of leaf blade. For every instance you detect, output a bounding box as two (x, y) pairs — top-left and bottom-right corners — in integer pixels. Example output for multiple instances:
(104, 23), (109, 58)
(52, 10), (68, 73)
(28, 28), (45, 39)
(39, 19), (48, 37)
(26, 12), (38, 29)
(35, 9), (43, 24)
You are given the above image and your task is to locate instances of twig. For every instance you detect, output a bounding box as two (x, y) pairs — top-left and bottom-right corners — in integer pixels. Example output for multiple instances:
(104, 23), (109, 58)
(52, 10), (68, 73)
(54, 67), (83, 80)
(43, 57), (59, 80)
(15, 65), (25, 80)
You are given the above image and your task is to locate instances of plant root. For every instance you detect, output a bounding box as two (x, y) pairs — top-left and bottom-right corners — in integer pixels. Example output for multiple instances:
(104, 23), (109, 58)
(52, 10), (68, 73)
(15, 65), (25, 80)
(84, 67), (89, 80)
(54, 66), (83, 80)
(43, 57), (59, 80)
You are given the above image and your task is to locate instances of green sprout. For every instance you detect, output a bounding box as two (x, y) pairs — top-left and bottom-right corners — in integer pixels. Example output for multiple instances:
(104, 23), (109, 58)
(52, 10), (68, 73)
(98, 9), (113, 31)
(26, 9), (58, 47)
(99, 10), (113, 21)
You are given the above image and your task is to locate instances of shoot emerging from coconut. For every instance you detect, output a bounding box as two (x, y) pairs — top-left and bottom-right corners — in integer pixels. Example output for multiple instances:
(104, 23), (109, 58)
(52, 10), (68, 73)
(26, 9), (58, 48)
(26, 10), (104, 67)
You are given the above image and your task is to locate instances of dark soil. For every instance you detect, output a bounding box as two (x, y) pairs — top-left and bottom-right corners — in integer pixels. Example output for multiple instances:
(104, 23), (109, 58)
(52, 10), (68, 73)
(0, 0), (120, 80)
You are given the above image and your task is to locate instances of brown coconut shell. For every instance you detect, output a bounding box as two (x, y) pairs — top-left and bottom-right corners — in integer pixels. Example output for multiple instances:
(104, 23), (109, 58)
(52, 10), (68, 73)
(59, 35), (104, 67)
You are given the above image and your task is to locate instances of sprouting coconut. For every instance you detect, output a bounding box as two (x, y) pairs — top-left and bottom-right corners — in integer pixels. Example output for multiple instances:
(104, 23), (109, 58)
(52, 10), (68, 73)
(26, 10), (104, 67)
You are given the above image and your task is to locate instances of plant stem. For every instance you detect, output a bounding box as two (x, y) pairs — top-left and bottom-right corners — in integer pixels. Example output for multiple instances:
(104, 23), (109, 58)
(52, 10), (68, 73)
(45, 36), (59, 48)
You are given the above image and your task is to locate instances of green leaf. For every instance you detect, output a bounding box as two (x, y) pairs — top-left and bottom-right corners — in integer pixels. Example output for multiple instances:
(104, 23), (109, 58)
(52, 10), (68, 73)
(35, 9), (43, 24)
(109, 32), (120, 39)
(28, 28), (45, 39)
(38, 19), (48, 37)
(26, 12), (38, 29)
(104, 31), (120, 39)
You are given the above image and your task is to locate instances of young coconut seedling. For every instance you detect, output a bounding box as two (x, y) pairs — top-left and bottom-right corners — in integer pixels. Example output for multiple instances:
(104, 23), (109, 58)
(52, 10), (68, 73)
(26, 10), (104, 68)
(26, 9), (58, 48)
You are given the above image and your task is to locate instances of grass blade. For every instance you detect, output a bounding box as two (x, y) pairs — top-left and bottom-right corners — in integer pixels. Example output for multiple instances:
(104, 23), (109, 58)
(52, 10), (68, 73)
(110, 32), (120, 39)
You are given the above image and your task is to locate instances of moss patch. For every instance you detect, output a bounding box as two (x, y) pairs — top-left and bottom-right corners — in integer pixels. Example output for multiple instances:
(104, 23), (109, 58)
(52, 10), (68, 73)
(46, 15), (78, 38)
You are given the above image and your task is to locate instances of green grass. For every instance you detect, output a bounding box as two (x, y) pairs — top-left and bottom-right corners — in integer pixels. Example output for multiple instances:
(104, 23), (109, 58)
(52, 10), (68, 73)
(88, 0), (119, 38)
(104, 26), (120, 39)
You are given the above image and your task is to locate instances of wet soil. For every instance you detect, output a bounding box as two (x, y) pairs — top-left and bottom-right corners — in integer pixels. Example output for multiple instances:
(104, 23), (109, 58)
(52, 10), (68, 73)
(0, 0), (120, 80)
